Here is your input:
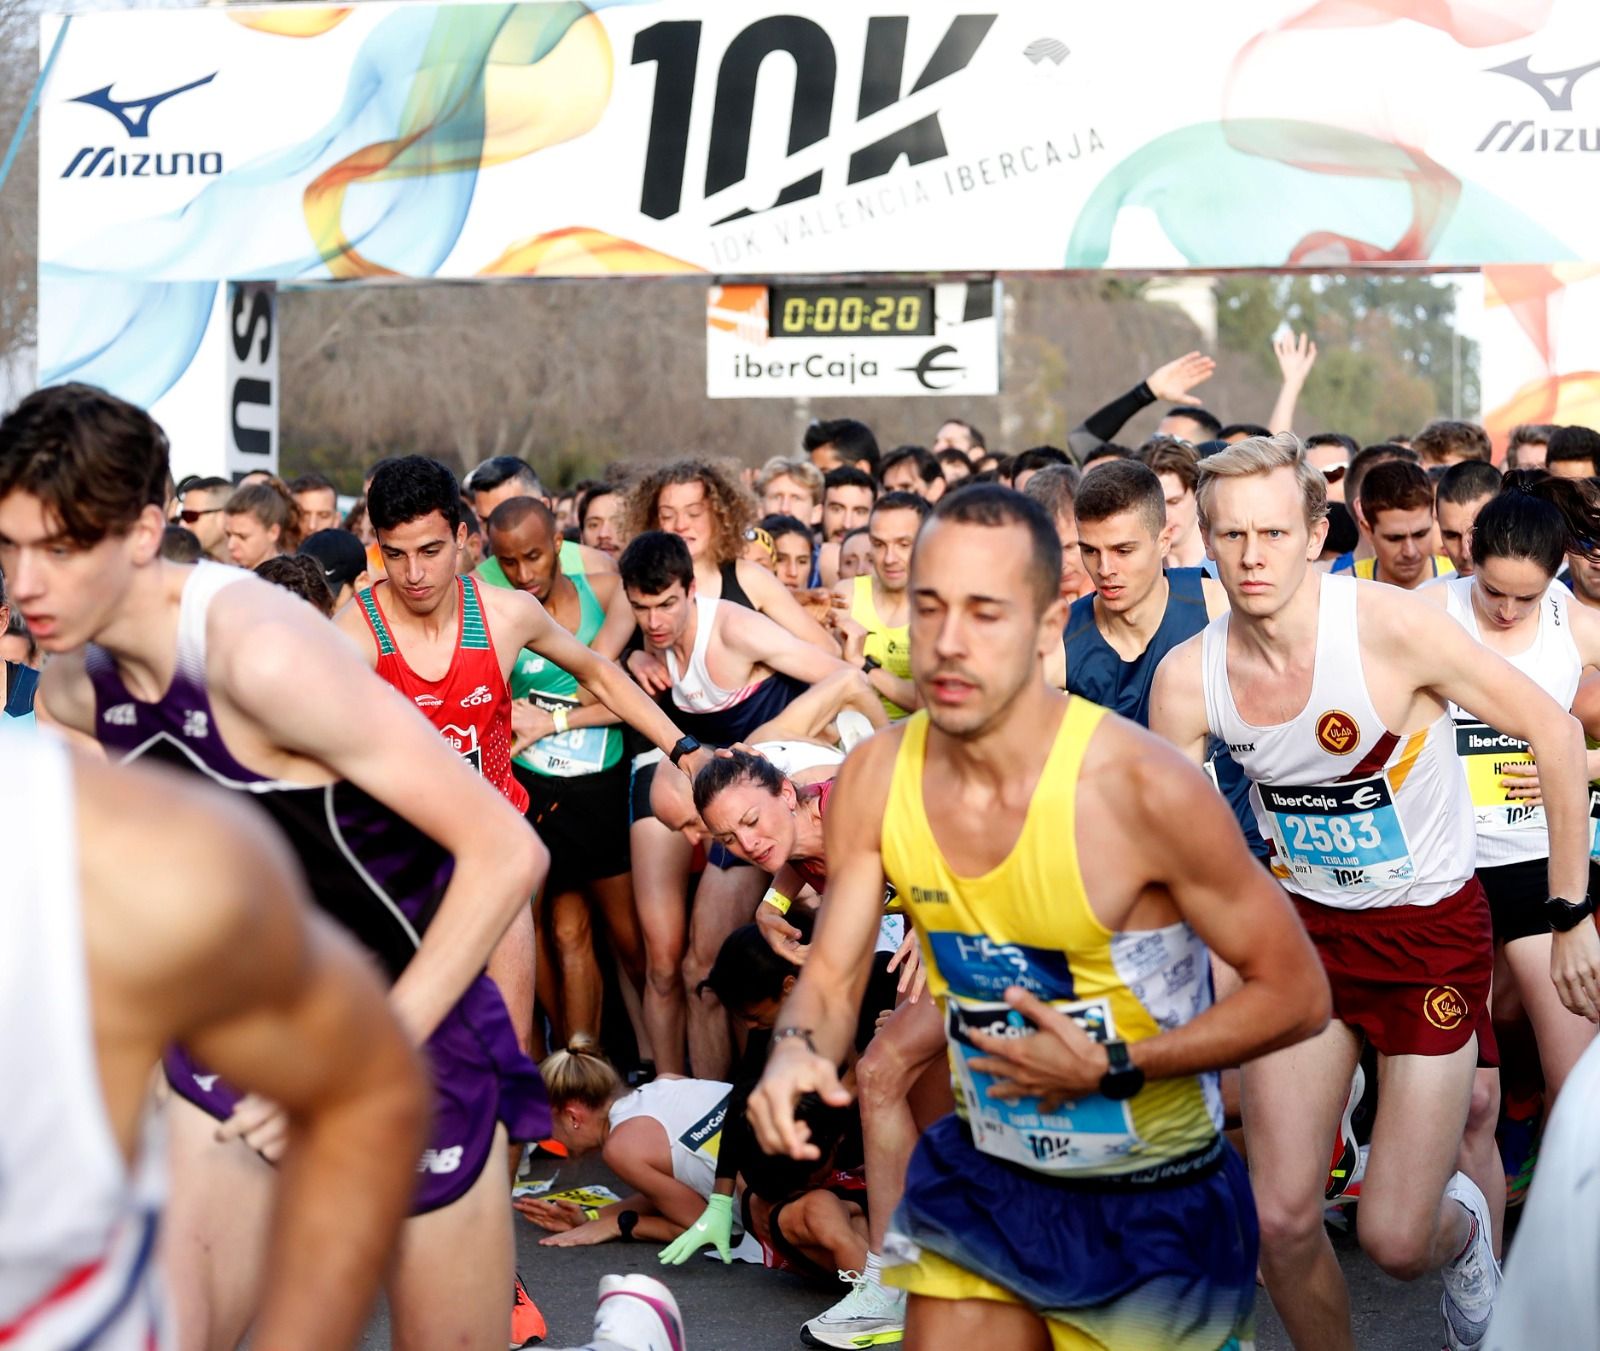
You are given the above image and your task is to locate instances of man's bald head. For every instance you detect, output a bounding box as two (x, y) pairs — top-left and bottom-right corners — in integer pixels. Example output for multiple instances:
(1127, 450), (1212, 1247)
(487, 495), (557, 540)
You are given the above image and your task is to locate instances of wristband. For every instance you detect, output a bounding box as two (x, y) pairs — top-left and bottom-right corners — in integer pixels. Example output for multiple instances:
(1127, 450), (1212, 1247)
(617, 1209), (640, 1242)
(762, 887), (792, 916)
(771, 1026), (818, 1055)
(551, 706), (570, 735)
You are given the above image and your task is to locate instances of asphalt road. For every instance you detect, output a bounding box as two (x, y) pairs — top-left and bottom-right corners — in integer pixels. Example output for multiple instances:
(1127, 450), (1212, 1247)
(361, 1151), (1454, 1350)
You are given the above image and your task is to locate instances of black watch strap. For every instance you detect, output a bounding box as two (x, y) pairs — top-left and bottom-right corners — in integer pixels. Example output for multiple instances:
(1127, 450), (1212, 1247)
(669, 735), (700, 768)
(1099, 1040), (1145, 1102)
(1547, 894), (1596, 932)
(617, 1208), (640, 1241)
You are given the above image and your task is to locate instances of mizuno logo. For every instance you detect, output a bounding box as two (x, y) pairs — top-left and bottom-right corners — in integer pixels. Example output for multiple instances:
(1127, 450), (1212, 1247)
(1487, 55), (1600, 112)
(69, 72), (217, 138)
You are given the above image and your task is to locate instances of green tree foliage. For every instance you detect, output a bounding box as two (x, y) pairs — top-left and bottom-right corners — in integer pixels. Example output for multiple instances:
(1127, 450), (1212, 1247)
(1217, 274), (1477, 446)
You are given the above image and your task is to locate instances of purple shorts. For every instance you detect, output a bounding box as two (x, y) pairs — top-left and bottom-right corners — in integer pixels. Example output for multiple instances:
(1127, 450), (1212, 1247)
(165, 972), (548, 1214)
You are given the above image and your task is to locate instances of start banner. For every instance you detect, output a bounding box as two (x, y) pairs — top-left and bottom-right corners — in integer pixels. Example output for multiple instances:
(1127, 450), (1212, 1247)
(33, 0), (1600, 459)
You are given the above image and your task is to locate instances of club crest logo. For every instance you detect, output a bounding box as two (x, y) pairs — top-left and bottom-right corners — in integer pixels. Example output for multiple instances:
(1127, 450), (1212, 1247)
(1424, 985), (1468, 1031)
(1315, 710), (1359, 756)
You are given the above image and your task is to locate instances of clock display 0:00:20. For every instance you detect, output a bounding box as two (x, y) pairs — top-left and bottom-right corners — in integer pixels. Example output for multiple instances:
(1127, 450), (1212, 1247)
(769, 287), (934, 337)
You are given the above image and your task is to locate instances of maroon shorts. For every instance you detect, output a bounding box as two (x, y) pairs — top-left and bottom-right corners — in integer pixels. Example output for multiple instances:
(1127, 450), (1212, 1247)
(1291, 877), (1498, 1066)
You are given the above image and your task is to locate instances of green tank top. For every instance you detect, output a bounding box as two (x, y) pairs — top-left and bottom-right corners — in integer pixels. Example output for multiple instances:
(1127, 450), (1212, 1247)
(478, 539), (584, 591)
(509, 570), (622, 777)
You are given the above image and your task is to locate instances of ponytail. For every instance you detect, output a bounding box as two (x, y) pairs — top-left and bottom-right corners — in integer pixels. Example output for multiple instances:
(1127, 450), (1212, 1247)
(539, 1038), (622, 1110)
(1470, 468), (1600, 575)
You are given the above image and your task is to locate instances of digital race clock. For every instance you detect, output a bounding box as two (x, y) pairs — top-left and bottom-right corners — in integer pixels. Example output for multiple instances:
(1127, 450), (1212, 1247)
(769, 285), (935, 338)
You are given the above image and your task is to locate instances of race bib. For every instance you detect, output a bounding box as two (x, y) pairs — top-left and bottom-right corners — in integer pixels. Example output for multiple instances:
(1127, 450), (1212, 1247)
(1258, 776), (1415, 892)
(1456, 721), (1542, 833)
(439, 722), (483, 775)
(1589, 789), (1600, 864)
(524, 693), (609, 777)
(944, 995), (1138, 1175)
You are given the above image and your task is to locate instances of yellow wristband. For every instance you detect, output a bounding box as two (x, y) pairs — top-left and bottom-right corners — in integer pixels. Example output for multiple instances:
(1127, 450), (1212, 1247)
(552, 706), (570, 735)
(762, 888), (792, 916)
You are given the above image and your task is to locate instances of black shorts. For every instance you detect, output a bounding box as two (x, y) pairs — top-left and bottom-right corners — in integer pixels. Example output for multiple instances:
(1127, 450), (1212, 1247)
(513, 761), (630, 893)
(1479, 857), (1549, 945)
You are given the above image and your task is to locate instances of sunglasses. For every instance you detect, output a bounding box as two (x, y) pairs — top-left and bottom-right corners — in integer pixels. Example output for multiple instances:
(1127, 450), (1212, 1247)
(179, 507), (223, 523)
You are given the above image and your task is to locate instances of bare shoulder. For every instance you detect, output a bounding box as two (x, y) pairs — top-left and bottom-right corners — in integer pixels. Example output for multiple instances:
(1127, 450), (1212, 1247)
(1562, 587), (1600, 663)
(1412, 575), (1452, 610)
(736, 559), (787, 603)
(1079, 707), (1218, 842)
(479, 575), (547, 637)
(573, 542), (618, 575)
(589, 569), (619, 605)
(1151, 630), (1206, 701)
(38, 646), (95, 733)
(75, 753), (300, 1007)
(1200, 575), (1229, 619)
(209, 573), (356, 687)
(331, 586), (380, 657)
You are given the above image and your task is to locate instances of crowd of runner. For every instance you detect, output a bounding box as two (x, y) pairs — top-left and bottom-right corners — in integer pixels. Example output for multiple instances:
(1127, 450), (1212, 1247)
(5, 342), (1600, 1351)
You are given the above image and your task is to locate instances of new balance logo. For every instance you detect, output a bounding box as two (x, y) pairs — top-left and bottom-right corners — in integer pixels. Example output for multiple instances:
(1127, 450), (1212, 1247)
(413, 693), (443, 710)
(418, 1145), (463, 1175)
(182, 710), (209, 739)
(102, 703), (136, 726)
(459, 684), (494, 708)
(69, 72), (216, 138)
(193, 1075), (219, 1092)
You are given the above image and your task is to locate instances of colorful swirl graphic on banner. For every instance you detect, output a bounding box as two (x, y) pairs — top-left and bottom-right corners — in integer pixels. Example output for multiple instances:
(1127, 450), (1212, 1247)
(43, 0), (692, 395)
(1066, 0), (1565, 268)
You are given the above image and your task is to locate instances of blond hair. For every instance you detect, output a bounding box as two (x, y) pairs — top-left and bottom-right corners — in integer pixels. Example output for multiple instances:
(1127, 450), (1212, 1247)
(755, 455), (824, 503)
(1195, 431), (1328, 534)
(539, 1036), (623, 1109)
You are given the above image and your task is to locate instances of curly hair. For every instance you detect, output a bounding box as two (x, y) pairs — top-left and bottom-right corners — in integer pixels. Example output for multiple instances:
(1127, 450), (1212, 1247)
(624, 458), (756, 567)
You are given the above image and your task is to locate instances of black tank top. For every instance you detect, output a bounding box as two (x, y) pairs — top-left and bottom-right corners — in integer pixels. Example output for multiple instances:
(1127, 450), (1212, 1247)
(719, 559), (753, 610)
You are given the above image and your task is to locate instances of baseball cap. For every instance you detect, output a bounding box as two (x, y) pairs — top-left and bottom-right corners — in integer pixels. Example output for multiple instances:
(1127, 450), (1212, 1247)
(298, 529), (368, 592)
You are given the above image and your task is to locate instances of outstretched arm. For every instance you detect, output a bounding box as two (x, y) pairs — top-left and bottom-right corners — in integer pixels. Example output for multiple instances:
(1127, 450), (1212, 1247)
(749, 733), (898, 1159)
(1068, 351), (1216, 457)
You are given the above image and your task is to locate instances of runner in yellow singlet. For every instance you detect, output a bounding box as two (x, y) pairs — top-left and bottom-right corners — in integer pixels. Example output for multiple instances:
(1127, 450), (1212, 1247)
(750, 485), (1330, 1351)
(830, 491), (928, 719)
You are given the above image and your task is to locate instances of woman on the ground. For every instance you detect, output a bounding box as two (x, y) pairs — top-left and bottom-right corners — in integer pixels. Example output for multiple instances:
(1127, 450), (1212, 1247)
(519, 1043), (730, 1249)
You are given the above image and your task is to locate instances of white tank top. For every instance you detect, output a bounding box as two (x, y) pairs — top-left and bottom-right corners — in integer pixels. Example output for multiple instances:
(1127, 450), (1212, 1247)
(1201, 573), (1475, 910)
(607, 1077), (732, 1199)
(0, 728), (169, 1349)
(665, 598), (759, 714)
(1441, 576), (1582, 866)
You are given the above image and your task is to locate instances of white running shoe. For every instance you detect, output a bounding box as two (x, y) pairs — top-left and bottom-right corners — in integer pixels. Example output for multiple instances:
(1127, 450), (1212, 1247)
(1440, 1172), (1501, 1351)
(800, 1269), (906, 1348)
(585, 1274), (685, 1351)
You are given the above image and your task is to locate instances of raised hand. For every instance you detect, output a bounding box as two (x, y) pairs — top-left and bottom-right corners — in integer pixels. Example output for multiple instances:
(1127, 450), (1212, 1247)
(1146, 351), (1216, 406)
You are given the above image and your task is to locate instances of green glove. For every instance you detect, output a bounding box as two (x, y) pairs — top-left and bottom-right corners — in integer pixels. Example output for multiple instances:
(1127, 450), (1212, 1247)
(658, 1192), (734, 1265)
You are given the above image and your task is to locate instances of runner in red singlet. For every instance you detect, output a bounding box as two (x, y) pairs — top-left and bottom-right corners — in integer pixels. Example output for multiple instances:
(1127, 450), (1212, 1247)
(335, 456), (713, 1344)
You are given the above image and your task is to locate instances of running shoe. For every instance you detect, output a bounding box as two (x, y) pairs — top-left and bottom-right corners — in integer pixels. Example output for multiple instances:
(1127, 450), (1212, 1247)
(1497, 1097), (1542, 1208)
(1323, 1062), (1366, 1202)
(1440, 1172), (1501, 1351)
(589, 1273), (686, 1351)
(1325, 1142), (1369, 1208)
(511, 1271), (547, 1348)
(800, 1270), (906, 1348)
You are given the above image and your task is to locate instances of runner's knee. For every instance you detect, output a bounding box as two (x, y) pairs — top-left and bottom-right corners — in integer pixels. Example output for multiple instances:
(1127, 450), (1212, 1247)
(1254, 1186), (1327, 1257)
(550, 897), (592, 955)
(1361, 1219), (1435, 1282)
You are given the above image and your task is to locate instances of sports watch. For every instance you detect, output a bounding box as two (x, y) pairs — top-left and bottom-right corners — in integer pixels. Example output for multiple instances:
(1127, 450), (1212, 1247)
(1544, 894), (1596, 933)
(668, 735), (702, 768)
(1098, 1040), (1145, 1101)
(861, 655), (882, 673)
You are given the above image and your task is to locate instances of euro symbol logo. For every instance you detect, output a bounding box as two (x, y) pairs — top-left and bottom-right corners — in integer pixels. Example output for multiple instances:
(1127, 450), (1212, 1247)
(70, 72), (216, 138)
(1486, 56), (1600, 112)
(899, 344), (965, 391)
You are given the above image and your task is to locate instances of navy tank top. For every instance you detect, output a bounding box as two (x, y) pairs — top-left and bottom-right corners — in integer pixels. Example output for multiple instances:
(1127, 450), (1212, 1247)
(85, 563), (452, 980)
(1064, 568), (1266, 859)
